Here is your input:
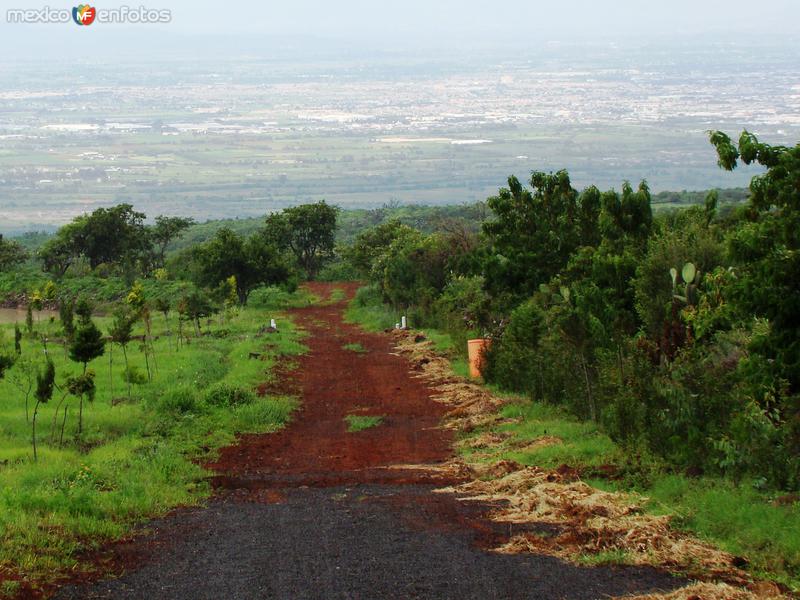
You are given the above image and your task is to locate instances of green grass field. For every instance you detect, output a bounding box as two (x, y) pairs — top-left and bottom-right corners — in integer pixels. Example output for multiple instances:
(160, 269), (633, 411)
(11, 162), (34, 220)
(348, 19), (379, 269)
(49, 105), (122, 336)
(0, 297), (307, 594)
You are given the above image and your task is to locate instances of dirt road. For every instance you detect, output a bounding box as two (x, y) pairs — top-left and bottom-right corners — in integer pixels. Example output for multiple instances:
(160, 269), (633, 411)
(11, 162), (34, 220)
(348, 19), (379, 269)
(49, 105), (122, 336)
(55, 283), (683, 599)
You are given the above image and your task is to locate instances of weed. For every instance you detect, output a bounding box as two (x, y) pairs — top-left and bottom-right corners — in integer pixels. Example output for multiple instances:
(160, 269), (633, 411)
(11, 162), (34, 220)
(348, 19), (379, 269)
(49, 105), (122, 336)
(342, 342), (367, 354)
(345, 414), (383, 432)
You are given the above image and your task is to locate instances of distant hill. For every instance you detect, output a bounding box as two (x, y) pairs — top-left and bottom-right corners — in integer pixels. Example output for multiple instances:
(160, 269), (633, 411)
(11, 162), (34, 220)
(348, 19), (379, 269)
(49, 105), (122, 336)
(10, 187), (749, 254)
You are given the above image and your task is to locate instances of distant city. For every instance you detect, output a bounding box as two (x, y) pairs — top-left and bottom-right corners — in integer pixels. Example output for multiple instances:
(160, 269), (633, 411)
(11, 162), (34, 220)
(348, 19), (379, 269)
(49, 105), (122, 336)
(0, 38), (797, 233)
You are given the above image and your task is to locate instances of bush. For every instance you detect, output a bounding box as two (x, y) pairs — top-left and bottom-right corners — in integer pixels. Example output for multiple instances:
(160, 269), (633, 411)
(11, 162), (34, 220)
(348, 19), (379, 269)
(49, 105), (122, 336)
(204, 383), (256, 407)
(248, 285), (297, 310)
(157, 386), (204, 415)
(633, 209), (725, 339)
(122, 366), (148, 385)
(483, 298), (544, 397)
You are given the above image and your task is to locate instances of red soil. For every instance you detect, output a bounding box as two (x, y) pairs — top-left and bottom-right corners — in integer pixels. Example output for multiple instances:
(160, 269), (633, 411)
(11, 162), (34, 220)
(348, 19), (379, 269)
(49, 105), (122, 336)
(12, 282), (478, 599)
(207, 281), (462, 490)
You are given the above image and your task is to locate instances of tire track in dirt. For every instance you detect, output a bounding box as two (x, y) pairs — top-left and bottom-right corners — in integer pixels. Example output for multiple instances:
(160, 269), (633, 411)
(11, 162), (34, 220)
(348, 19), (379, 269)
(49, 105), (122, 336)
(53, 283), (686, 600)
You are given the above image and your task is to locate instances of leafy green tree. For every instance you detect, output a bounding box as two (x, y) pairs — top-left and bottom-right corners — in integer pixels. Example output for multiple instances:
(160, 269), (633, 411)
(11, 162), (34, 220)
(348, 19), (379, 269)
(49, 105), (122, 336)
(109, 306), (136, 400)
(482, 171), (595, 305)
(150, 216), (194, 268)
(25, 303), (33, 335)
(74, 296), (93, 321)
(153, 296), (171, 331)
(38, 225), (80, 279)
(59, 297), (75, 343)
(709, 130), (800, 390)
(177, 289), (216, 336)
(264, 201), (339, 279)
(0, 234), (27, 271)
(65, 372), (96, 438)
(345, 219), (416, 278)
(39, 204), (148, 274)
(0, 353), (15, 380)
(193, 228), (290, 304)
(633, 209), (725, 342)
(68, 308), (105, 435)
(379, 232), (453, 314)
(31, 360), (55, 461)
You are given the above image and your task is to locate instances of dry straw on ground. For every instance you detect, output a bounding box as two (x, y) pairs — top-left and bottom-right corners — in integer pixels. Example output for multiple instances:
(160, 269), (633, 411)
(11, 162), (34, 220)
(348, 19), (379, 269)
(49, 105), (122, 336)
(389, 329), (788, 599)
(615, 581), (786, 599)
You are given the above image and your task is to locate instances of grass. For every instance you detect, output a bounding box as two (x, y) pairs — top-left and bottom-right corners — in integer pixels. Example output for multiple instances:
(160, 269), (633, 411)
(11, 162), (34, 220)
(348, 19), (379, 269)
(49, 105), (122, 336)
(463, 402), (624, 469)
(345, 287), (800, 591)
(344, 286), (399, 331)
(472, 404), (800, 589)
(0, 293), (308, 594)
(344, 285), (471, 377)
(326, 287), (347, 303)
(344, 414), (383, 432)
(342, 342), (367, 354)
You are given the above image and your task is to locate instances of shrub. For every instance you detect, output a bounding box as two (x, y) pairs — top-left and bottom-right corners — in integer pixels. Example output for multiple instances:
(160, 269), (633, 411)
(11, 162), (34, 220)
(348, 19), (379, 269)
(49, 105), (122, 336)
(248, 285), (295, 310)
(483, 298), (544, 397)
(122, 366), (148, 385)
(157, 386), (203, 415)
(204, 383), (256, 407)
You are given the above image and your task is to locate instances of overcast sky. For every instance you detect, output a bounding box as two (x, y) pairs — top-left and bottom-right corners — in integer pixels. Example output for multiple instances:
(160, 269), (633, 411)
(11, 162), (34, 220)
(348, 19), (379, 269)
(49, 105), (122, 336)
(163, 0), (800, 37)
(0, 0), (798, 59)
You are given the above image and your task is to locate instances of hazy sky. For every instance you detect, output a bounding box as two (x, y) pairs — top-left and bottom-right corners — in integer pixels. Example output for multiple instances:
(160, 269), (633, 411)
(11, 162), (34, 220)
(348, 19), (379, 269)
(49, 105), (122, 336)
(1, 0), (798, 43)
(163, 0), (800, 37)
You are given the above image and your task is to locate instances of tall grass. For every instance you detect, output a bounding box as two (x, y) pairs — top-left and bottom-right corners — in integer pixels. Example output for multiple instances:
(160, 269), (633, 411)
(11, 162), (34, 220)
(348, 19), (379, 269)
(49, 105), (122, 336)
(0, 299), (306, 590)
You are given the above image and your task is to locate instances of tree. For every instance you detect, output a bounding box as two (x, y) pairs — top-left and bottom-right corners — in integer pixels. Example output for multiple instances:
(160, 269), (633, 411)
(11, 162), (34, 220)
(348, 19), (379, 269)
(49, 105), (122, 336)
(126, 281), (156, 381)
(379, 232), (453, 313)
(39, 204), (149, 274)
(0, 353), (15, 380)
(65, 372), (96, 439)
(32, 360), (55, 461)
(14, 324), (22, 355)
(344, 219), (417, 278)
(68, 308), (105, 435)
(9, 355), (36, 422)
(150, 216), (194, 268)
(39, 226), (80, 279)
(482, 171), (589, 305)
(59, 297), (76, 344)
(264, 201), (339, 279)
(193, 228), (290, 304)
(0, 234), (27, 271)
(153, 296), (171, 331)
(709, 130), (800, 390)
(177, 289), (215, 336)
(109, 306), (136, 400)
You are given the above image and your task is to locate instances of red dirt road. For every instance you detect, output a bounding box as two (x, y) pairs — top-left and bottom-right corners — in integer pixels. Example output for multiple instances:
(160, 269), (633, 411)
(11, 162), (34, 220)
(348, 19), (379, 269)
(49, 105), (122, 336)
(52, 282), (684, 600)
(207, 281), (460, 490)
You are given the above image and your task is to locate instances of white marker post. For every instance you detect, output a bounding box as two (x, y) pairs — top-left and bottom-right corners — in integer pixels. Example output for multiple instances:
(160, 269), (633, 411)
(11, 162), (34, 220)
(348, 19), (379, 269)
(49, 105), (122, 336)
(401, 316), (407, 330)
(270, 318), (277, 329)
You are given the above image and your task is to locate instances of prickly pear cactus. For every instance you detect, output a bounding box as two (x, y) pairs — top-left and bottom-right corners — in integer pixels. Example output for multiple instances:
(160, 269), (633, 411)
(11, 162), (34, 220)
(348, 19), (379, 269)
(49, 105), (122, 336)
(682, 262), (697, 285)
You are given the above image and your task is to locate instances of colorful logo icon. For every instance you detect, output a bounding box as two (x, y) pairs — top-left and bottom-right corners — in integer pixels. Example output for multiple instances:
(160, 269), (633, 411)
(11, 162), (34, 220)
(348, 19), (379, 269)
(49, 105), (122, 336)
(72, 5), (96, 26)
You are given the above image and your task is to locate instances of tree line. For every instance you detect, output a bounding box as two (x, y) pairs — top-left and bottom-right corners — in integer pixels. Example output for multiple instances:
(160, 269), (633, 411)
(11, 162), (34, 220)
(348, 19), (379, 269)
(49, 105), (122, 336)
(345, 131), (800, 491)
(0, 200), (339, 460)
